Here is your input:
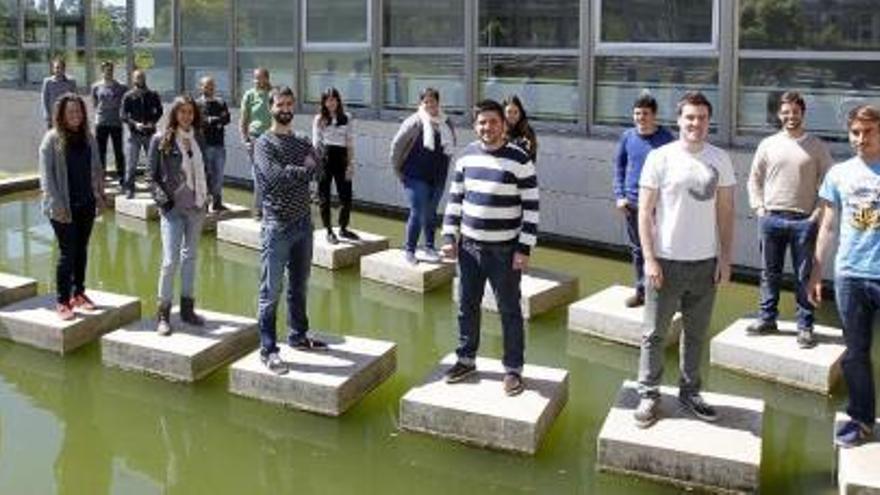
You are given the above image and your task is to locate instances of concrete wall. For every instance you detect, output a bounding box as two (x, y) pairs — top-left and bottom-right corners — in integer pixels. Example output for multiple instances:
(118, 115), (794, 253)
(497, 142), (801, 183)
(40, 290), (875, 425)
(0, 88), (818, 273)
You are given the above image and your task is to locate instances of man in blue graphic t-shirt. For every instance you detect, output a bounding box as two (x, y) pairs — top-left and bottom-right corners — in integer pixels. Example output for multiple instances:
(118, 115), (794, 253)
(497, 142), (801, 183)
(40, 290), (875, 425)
(809, 104), (880, 448)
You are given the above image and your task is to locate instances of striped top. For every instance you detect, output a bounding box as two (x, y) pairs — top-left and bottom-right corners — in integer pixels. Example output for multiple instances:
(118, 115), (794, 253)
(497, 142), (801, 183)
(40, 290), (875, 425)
(442, 141), (539, 255)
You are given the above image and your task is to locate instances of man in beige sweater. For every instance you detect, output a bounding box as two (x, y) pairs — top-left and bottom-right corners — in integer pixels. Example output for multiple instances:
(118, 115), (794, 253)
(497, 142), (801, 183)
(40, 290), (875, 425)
(746, 91), (833, 347)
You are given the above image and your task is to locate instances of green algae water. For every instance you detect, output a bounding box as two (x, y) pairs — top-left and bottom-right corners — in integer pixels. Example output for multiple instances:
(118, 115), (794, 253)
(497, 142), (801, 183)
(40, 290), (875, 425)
(0, 189), (853, 494)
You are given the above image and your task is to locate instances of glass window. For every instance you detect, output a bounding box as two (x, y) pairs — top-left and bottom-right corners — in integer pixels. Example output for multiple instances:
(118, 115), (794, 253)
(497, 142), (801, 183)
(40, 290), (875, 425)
(479, 0), (578, 48)
(384, 0), (463, 47)
(741, 0), (880, 51)
(182, 50), (229, 96)
(181, 0), (227, 47)
(236, 51), (295, 100)
(134, 0), (171, 44)
(24, 0), (49, 44)
(93, 0), (128, 48)
(383, 55), (465, 111)
(134, 46), (174, 94)
(738, 59), (880, 136)
(24, 49), (46, 85)
(57, 48), (86, 83)
(305, 0), (368, 44)
(479, 54), (578, 121)
(601, 0), (714, 43)
(1, 0), (17, 46)
(236, 0), (295, 47)
(54, 0), (85, 49)
(0, 49), (17, 84)
(303, 52), (371, 105)
(594, 56), (718, 125)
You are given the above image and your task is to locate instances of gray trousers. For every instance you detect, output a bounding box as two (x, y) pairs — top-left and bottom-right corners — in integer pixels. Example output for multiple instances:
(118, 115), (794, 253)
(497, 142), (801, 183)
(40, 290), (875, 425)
(638, 257), (717, 398)
(126, 132), (153, 190)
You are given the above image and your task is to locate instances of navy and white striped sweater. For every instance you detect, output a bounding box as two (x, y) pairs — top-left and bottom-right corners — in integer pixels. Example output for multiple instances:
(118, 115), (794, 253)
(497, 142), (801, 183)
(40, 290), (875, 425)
(442, 141), (539, 255)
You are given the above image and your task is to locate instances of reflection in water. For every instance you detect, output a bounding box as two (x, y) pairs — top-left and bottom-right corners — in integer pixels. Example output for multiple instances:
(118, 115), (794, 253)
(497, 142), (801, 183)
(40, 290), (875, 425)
(0, 191), (859, 494)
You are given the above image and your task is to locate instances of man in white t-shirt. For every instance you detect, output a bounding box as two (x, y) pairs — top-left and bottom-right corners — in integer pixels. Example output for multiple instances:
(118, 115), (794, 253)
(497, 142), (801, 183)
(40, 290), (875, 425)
(634, 91), (736, 428)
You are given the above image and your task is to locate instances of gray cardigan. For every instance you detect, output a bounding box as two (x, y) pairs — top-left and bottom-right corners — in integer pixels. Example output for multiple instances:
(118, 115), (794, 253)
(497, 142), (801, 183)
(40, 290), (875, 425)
(389, 113), (456, 178)
(38, 130), (105, 221)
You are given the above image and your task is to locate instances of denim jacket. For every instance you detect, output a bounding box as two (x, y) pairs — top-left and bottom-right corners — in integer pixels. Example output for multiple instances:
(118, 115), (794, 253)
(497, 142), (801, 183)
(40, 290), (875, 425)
(148, 131), (207, 212)
(38, 130), (105, 221)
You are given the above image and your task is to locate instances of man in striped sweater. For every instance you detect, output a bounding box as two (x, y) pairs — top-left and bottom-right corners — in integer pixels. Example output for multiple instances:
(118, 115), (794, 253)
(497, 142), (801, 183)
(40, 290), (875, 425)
(440, 99), (539, 396)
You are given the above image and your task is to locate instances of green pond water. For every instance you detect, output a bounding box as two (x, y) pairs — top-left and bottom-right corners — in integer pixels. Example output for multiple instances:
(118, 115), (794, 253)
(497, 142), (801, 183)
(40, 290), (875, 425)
(0, 188), (856, 494)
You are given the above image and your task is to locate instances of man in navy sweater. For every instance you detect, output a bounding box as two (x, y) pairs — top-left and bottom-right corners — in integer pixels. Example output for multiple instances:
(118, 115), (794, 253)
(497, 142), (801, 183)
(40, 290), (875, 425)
(612, 94), (675, 307)
(441, 99), (539, 396)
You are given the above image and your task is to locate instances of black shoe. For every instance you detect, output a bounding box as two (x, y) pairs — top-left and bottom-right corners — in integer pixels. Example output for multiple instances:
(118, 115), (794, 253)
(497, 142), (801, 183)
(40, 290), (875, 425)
(444, 361), (477, 384)
(179, 296), (205, 326)
(212, 201), (228, 212)
(339, 228), (360, 241)
(625, 292), (644, 308)
(503, 372), (525, 396)
(679, 393), (718, 422)
(125, 189), (135, 200)
(290, 336), (329, 351)
(326, 230), (339, 245)
(745, 319), (777, 336)
(836, 419), (873, 448)
(797, 327), (817, 349)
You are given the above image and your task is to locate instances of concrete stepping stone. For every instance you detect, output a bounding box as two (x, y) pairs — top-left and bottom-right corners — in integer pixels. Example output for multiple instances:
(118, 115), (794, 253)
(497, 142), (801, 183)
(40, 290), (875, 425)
(229, 334), (396, 416)
(597, 381), (763, 493)
(710, 318), (845, 394)
(0, 290), (141, 354)
(216, 217), (260, 249)
(452, 267), (578, 319)
(399, 353), (569, 454)
(0, 273), (38, 307)
(202, 204), (252, 232)
(836, 413), (880, 494)
(115, 192), (158, 220)
(115, 212), (151, 236)
(567, 285), (681, 347)
(312, 229), (389, 270)
(360, 249), (455, 293)
(101, 308), (258, 382)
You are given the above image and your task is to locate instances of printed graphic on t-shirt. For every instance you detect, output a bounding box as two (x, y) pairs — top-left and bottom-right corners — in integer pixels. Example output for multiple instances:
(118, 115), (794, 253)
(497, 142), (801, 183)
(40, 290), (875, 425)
(687, 160), (720, 202)
(845, 181), (880, 231)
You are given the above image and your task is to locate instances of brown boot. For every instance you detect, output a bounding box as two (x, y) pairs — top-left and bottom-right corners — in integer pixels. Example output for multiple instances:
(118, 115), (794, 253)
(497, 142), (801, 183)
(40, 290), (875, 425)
(180, 296), (205, 326)
(156, 302), (172, 336)
(625, 291), (644, 308)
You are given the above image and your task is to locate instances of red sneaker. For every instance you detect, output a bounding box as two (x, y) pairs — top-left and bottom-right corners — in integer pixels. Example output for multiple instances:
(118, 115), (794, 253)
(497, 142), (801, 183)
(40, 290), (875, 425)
(56, 302), (75, 321)
(70, 293), (96, 311)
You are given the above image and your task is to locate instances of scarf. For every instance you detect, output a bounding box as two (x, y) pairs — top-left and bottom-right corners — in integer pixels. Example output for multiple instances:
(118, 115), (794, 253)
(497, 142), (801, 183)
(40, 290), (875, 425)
(417, 106), (455, 155)
(175, 128), (208, 208)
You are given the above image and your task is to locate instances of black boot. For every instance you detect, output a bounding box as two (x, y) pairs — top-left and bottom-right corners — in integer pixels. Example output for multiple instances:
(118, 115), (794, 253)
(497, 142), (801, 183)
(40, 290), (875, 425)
(156, 301), (172, 336)
(180, 296), (205, 326)
(212, 197), (228, 212)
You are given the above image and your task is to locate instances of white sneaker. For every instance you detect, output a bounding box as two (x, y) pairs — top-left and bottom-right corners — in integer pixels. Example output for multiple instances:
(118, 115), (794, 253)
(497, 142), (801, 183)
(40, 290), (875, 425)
(260, 352), (288, 375)
(633, 396), (660, 428)
(421, 247), (441, 263)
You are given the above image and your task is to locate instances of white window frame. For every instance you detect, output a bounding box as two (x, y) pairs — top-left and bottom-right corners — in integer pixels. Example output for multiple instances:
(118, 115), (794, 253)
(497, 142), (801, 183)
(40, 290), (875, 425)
(593, 0), (719, 56)
(301, 0), (371, 50)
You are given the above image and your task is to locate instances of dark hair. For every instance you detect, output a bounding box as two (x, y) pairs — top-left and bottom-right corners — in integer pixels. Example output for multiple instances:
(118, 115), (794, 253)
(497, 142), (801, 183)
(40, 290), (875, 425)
(319, 87), (348, 127)
(100, 60), (114, 71)
(160, 95), (202, 153)
(419, 87), (440, 102)
(472, 99), (505, 121)
(847, 104), (880, 128)
(52, 93), (88, 147)
(676, 91), (713, 117)
(51, 56), (66, 69)
(270, 86), (296, 106)
(778, 91), (806, 113)
(502, 95), (537, 159)
(633, 93), (658, 114)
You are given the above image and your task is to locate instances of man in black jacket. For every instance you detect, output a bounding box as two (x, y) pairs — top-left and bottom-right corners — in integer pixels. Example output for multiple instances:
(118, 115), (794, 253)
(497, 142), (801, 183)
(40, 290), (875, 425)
(196, 76), (231, 211)
(121, 70), (163, 198)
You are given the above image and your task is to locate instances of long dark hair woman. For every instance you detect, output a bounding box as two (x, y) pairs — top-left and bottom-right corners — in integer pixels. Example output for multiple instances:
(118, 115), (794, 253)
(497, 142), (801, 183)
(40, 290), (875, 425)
(38, 93), (106, 320)
(502, 95), (538, 163)
(148, 95), (209, 336)
(312, 87), (358, 244)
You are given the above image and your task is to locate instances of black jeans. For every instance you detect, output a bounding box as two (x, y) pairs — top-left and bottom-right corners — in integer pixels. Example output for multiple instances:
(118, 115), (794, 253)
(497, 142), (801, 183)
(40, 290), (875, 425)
(50, 207), (96, 304)
(318, 145), (352, 230)
(95, 125), (125, 182)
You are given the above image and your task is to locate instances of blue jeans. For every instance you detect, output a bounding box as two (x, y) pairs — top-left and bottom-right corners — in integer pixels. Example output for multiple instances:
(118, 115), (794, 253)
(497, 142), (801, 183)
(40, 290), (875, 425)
(158, 207), (205, 304)
(455, 239), (524, 374)
(757, 212), (817, 329)
(203, 145), (226, 202)
(403, 177), (443, 253)
(257, 215), (313, 356)
(835, 276), (880, 425)
(624, 204), (644, 296)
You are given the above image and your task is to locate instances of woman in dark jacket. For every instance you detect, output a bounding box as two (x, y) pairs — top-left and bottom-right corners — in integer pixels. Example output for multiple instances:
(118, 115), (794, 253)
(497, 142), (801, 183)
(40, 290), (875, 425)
(389, 87), (456, 265)
(39, 93), (106, 320)
(502, 95), (538, 163)
(149, 95), (209, 336)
